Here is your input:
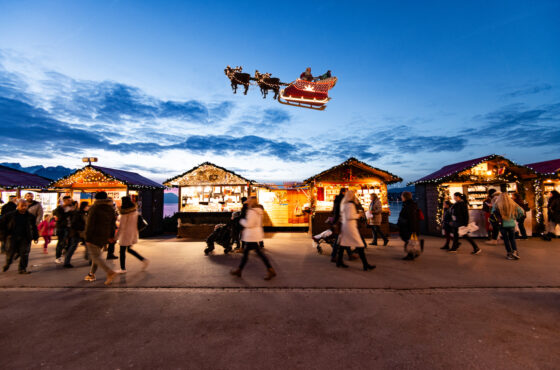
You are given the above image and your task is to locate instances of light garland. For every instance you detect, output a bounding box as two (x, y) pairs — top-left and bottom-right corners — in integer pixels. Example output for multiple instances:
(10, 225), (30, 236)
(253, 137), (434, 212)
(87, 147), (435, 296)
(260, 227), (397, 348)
(435, 184), (449, 228)
(533, 179), (544, 231)
(51, 166), (163, 190)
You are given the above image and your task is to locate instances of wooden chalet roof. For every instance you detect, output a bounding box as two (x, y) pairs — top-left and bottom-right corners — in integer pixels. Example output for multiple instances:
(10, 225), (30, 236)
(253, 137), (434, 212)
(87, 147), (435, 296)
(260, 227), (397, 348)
(51, 165), (163, 190)
(410, 154), (535, 185)
(303, 157), (402, 185)
(525, 159), (560, 176)
(163, 162), (255, 187)
(0, 165), (52, 190)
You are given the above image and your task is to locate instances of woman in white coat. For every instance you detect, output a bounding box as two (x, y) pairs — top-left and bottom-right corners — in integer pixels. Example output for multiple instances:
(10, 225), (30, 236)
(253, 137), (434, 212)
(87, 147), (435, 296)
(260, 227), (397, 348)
(337, 190), (376, 271)
(116, 196), (149, 273)
(230, 196), (276, 280)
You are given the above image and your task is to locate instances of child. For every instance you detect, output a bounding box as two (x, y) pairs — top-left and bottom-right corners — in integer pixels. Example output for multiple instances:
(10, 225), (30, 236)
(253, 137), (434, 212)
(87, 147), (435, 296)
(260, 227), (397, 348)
(38, 214), (56, 254)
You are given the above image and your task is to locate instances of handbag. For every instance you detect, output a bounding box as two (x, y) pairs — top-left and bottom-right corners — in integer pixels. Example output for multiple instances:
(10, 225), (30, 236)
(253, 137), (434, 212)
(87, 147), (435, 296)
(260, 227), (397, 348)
(458, 222), (479, 237)
(137, 214), (148, 232)
(405, 233), (422, 256)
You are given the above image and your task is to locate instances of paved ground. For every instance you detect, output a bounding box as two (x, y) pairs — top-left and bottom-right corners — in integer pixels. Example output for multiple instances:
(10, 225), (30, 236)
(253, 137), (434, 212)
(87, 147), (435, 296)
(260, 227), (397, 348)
(1, 233), (559, 369)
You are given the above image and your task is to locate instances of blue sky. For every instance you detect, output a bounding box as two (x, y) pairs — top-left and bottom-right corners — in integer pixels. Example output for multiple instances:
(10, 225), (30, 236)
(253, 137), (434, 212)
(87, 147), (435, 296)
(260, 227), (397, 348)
(0, 0), (559, 184)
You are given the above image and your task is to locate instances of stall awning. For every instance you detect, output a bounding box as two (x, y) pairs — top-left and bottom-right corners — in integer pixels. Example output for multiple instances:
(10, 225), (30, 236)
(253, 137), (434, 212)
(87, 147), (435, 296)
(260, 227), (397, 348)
(525, 159), (560, 177)
(50, 165), (163, 190)
(0, 165), (51, 190)
(303, 157), (402, 185)
(164, 162), (256, 187)
(410, 154), (536, 185)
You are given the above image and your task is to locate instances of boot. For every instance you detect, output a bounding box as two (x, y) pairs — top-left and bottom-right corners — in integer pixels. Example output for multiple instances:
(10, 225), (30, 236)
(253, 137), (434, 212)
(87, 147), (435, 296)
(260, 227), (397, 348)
(264, 267), (276, 280)
(230, 268), (242, 277)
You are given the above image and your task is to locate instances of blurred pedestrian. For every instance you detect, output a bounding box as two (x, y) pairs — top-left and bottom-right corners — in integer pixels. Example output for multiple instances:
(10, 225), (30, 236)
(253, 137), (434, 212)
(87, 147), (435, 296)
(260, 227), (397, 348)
(53, 196), (73, 264)
(440, 200), (453, 250)
(367, 193), (388, 246)
(330, 188), (354, 263)
(106, 200), (119, 260)
(487, 190), (501, 244)
(544, 190), (560, 240)
(492, 193), (525, 260)
(63, 201), (88, 268)
(337, 190), (376, 270)
(1, 195), (17, 254)
(230, 196), (276, 280)
(38, 214), (56, 254)
(84, 192), (117, 285)
(116, 196), (149, 273)
(448, 192), (481, 255)
(398, 191), (423, 260)
(1, 200), (39, 274)
(231, 196), (247, 251)
(24, 192), (43, 225)
(512, 192), (529, 239)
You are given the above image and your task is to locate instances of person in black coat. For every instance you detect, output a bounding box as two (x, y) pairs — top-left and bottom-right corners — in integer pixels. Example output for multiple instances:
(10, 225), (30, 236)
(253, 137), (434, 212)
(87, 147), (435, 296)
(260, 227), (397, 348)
(441, 200), (453, 250)
(330, 188), (354, 263)
(449, 192), (481, 254)
(1, 200), (39, 274)
(53, 196), (74, 263)
(1, 195), (17, 254)
(397, 191), (422, 260)
(545, 190), (560, 240)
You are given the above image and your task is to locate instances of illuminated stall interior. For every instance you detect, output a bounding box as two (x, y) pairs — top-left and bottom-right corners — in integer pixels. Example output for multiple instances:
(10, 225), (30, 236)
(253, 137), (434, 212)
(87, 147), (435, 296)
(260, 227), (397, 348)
(51, 165), (164, 236)
(256, 183), (310, 227)
(304, 158), (402, 235)
(0, 165), (54, 212)
(526, 159), (560, 234)
(164, 162), (254, 213)
(412, 154), (536, 236)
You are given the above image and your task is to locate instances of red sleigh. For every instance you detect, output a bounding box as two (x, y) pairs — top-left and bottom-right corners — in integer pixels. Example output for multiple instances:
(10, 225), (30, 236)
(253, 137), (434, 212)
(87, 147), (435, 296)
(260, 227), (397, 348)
(278, 77), (337, 111)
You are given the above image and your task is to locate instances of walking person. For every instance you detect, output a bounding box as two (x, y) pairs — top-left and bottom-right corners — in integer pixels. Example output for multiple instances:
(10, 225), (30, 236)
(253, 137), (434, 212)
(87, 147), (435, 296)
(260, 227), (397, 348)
(24, 192), (43, 225)
(440, 200), (453, 250)
(1, 195), (17, 254)
(512, 192), (529, 239)
(230, 196), (276, 280)
(53, 196), (73, 263)
(116, 196), (149, 273)
(336, 190), (376, 271)
(84, 192), (117, 285)
(398, 191), (423, 260)
(367, 193), (388, 246)
(492, 193), (525, 260)
(448, 192), (481, 255)
(38, 214), (56, 254)
(544, 190), (560, 240)
(1, 200), (39, 274)
(106, 200), (119, 260)
(330, 188), (354, 263)
(63, 201), (88, 268)
(487, 190), (501, 244)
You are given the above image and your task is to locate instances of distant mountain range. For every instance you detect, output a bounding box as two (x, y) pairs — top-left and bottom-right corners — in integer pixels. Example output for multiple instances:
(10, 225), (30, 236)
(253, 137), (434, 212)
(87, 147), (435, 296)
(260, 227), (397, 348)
(0, 163), (75, 180)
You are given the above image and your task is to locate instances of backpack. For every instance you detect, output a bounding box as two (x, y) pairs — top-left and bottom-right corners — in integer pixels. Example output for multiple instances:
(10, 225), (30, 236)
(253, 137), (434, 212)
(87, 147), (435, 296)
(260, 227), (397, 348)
(417, 208), (425, 221)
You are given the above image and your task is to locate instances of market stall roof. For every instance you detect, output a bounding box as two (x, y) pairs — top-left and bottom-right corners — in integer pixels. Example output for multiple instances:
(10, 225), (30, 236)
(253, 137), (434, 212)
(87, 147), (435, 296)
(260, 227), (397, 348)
(0, 165), (52, 190)
(303, 157), (402, 185)
(163, 162), (256, 187)
(51, 165), (163, 190)
(409, 154), (535, 185)
(525, 159), (560, 177)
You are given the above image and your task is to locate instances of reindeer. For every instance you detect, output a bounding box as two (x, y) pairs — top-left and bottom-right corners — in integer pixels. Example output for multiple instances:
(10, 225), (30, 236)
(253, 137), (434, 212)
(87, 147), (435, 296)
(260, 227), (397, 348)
(254, 70), (281, 99)
(224, 65), (251, 95)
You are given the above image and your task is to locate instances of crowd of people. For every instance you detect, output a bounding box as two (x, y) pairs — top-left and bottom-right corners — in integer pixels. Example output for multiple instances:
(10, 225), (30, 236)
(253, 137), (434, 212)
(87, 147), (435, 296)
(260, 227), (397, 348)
(0, 191), (148, 284)
(1, 187), (559, 283)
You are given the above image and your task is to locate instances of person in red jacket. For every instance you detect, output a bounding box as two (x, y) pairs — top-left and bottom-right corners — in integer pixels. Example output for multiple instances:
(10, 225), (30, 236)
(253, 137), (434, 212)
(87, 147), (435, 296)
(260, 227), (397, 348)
(38, 214), (56, 254)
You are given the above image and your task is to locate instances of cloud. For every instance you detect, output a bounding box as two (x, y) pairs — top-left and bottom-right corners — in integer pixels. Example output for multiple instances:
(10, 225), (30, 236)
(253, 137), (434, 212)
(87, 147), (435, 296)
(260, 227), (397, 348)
(226, 108), (291, 135)
(502, 83), (553, 98)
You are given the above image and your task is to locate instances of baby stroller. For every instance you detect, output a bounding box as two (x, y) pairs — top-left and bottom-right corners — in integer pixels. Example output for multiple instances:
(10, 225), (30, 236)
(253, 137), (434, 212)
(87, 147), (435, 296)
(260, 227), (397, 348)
(312, 227), (338, 255)
(204, 222), (234, 255)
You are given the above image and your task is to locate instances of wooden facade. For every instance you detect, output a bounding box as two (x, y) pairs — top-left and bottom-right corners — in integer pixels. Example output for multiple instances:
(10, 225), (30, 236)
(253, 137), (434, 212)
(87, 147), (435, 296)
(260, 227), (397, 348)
(304, 158), (402, 237)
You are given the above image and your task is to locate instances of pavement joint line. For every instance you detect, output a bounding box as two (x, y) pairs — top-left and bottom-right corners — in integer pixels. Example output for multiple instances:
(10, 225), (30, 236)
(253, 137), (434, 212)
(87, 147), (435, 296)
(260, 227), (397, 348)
(1, 286), (560, 293)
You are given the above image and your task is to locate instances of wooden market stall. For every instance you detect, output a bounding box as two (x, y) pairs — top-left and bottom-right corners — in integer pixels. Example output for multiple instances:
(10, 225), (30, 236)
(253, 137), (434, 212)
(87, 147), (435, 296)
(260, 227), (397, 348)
(0, 165), (55, 214)
(304, 157), (402, 237)
(164, 162), (255, 238)
(525, 159), (560, 235)
(411, 154), (537, 236)
(50, 165), (164, 237)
